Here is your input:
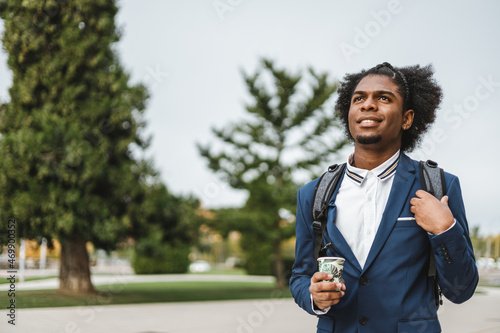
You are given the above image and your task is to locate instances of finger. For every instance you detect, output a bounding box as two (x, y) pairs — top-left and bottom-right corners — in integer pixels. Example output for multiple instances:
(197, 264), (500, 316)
(440, 195), (449, 206)
(330, 282), (343, 291)
(311, 272), (333, 283)
(310, 277), (334, 293)
(415, 189), (430, 198)
(315, 290), (344, 301)
(313, 292), (342, 309)
(316, 281), (342, 292)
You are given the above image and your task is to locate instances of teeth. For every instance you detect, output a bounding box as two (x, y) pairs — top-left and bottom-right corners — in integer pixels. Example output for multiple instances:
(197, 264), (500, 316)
(361, 120), (377, 123)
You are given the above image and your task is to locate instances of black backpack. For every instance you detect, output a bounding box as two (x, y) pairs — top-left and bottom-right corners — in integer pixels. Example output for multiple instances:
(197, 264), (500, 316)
(311, 159), (445, 309)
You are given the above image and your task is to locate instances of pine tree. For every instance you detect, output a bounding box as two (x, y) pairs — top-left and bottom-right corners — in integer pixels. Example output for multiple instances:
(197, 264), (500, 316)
(0, 0), (150, 294)
(198, 58), (347, 286)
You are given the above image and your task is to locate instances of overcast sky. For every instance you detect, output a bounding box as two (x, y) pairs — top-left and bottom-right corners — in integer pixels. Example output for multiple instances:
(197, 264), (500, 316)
(1, 0), (500, 236)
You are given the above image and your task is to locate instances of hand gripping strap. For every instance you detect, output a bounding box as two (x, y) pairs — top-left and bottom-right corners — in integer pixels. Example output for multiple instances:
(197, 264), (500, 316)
(312, 163), (346, 261)
(419, 159), (446, 310)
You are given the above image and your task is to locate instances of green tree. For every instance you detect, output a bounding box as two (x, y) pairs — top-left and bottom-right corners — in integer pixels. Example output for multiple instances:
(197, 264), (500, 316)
(131, 183), (202, 274)
(0, 0), (151, 294)
(198, 58), (347, 286)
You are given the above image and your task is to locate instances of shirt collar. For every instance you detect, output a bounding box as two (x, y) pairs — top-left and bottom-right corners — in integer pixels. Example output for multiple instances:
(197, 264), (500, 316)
(345, 150), (400, 185)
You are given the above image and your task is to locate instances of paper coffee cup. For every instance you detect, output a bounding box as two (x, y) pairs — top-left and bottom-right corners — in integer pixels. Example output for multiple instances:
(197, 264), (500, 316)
(317, 257), (345, 289)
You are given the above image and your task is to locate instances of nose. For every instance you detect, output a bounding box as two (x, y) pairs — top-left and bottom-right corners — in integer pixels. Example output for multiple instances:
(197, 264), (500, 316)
(360, 96), (376, 111)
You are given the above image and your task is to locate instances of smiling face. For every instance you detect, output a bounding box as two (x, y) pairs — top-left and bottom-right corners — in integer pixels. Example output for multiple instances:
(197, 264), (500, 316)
(348, 74), (414, 153)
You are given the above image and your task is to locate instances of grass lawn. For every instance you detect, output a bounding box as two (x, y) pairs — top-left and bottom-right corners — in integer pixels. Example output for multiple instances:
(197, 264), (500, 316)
(13, 281), (292, 309)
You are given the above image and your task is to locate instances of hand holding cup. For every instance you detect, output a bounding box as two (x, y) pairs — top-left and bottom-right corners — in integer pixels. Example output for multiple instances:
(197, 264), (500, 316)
(309, 257), (346, 310)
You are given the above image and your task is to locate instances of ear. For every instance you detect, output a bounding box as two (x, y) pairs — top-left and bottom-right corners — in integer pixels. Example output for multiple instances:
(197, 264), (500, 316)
(402, 109), (414, 130)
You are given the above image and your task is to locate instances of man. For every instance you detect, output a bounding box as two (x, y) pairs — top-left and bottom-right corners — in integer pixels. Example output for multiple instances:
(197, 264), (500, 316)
(290, 62), (478, 333)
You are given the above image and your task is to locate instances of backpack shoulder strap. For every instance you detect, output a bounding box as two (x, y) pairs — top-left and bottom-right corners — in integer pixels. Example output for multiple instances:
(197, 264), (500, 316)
(419, 159), (446, 279)
(419, 159), (446, 309)
(419, 160), (446, 199)
(311, 163), (346, 261)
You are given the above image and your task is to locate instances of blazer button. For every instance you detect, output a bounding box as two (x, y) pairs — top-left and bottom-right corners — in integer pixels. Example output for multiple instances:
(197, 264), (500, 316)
(359, 316), (368, 325)
(360, 276), (368, 285)
(440, 244), (452, 263)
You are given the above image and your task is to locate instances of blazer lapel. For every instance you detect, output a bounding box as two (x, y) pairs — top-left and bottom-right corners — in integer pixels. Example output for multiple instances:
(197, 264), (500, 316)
(362, 153), (417, 273)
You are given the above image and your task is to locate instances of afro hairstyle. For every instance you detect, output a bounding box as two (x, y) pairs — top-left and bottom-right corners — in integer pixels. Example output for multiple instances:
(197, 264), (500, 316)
(334, 62), (443, 152)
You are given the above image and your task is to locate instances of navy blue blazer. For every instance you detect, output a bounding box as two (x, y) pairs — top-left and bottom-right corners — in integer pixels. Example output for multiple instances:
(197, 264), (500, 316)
(290, 153), (478, 333)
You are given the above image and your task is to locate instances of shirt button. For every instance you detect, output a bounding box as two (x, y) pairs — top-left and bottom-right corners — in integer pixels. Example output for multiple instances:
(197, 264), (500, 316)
(359, 316), (368, 325)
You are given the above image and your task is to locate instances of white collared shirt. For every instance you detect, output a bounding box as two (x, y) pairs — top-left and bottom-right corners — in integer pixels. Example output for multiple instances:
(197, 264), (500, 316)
(335, 150), (400, 269)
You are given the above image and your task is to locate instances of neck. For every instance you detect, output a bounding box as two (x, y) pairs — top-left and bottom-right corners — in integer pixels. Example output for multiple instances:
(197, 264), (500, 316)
(352, 145), (400, 170)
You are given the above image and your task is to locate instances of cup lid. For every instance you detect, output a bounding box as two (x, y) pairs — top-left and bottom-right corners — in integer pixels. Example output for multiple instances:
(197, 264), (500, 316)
(317, 256), (345, 261)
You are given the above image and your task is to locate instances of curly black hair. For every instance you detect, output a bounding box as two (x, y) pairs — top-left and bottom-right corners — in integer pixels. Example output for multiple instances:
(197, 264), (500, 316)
(334, 62), (443, 152)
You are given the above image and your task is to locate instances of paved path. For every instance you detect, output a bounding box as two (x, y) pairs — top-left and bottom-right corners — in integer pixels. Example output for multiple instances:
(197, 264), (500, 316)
(1, 287), (499, 333)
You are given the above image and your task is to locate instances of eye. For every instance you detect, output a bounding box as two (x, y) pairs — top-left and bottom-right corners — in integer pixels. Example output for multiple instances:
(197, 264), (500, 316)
(353, 96), (363, 102)
(379, 96), (390, 101)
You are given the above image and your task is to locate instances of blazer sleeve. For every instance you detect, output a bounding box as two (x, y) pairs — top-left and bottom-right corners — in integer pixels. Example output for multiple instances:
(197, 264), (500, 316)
(428, 174), (479, 304)
(289, 184), (320, 315)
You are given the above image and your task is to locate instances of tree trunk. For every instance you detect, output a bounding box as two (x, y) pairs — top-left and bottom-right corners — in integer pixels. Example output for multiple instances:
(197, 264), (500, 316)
(59, 234), (96, 295)
(274, 239), (286, 288)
